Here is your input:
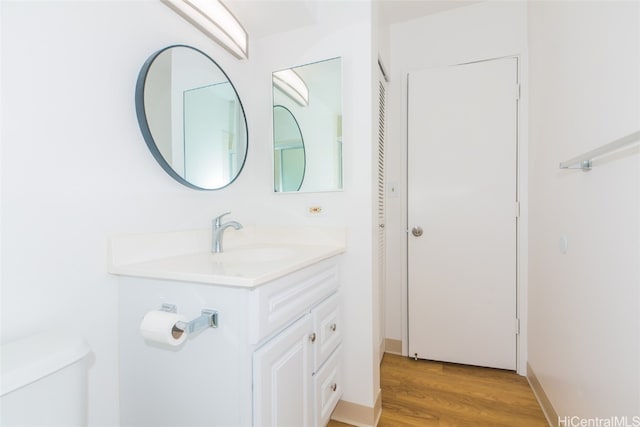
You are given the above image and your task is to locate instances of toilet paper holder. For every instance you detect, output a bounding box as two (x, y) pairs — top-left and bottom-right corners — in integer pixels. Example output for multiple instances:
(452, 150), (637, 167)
(160, 303), (218, 334)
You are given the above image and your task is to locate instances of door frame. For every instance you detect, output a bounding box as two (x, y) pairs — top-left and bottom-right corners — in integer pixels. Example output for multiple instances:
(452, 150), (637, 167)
(399, 55), (528, 375)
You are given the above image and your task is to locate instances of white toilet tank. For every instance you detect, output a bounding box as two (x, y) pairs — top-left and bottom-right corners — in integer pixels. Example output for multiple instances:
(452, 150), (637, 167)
(1, 332), (91, 427)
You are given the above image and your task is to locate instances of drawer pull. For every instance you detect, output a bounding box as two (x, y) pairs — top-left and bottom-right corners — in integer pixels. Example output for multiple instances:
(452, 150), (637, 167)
(331, 383), (337, 392)
(330, 323), (337, 332)
(309, 332), (317, 343)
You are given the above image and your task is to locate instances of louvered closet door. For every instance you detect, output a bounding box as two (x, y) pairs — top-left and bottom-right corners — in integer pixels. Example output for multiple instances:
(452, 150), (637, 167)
(377, 67), (387, 359)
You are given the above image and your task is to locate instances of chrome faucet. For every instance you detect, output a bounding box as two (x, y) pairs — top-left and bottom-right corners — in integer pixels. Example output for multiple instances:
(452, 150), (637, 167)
(212, 212), (242, 253)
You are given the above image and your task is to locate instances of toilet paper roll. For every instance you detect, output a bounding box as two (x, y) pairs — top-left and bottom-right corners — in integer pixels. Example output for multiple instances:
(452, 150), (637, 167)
(140, 310), (188, 346)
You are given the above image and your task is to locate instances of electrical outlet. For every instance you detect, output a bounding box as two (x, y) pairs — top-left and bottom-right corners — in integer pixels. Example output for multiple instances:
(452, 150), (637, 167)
(307, 206), (324, 216)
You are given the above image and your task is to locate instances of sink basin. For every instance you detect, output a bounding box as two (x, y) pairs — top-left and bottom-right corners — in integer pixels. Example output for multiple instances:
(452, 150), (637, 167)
(108, 225), (346, 287)
(210, 247), (297, 263)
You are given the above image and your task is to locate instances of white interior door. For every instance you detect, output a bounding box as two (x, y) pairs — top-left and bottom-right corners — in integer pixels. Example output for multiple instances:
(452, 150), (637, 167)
(407, 58), (518, 370)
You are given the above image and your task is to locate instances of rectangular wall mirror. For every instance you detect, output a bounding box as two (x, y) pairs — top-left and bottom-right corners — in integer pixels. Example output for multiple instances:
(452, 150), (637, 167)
(272, 57), (343, 193)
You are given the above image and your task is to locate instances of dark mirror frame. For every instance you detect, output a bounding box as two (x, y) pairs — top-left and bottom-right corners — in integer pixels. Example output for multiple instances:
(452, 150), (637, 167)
(135, 44), (249, 190)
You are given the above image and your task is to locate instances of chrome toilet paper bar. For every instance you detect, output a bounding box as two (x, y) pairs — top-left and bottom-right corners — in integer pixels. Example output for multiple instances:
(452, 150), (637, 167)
(160, 303), (218, 334)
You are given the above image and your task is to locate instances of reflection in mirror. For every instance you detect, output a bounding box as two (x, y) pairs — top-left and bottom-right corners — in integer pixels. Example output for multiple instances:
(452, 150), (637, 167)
(273, 106), (305, 192)
(136, 45), (248, 190)
(272, 57), (342, 193)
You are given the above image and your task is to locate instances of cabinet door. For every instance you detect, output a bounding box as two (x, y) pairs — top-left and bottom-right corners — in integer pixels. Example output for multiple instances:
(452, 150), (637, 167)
(253, 314), (314, 427)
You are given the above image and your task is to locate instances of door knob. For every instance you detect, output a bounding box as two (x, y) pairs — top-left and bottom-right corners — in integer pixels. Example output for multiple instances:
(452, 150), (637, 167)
(411, 226), (423, 237)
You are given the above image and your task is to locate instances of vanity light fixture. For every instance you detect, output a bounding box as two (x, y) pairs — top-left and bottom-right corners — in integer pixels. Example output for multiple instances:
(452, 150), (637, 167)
(273, 69), (309, 107)
(161, 0), (248, 59)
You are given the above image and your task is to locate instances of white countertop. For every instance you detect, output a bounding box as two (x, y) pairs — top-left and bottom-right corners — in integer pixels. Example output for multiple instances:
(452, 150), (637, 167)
(108, 225), (346, 288)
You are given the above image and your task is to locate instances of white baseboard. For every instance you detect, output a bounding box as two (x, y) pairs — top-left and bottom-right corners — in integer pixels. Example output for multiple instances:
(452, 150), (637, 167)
(330, 390), (382, 427)
(384, 338), (402, 355)
(527, 362), (557, 427)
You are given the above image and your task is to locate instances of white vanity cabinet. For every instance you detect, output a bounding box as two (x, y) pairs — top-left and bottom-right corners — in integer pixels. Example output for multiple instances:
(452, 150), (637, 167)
(253, 292), (342, 427)
(117, 256), (342, 427)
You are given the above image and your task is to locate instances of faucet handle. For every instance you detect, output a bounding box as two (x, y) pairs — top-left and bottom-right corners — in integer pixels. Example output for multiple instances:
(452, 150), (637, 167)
(214, 211), (231, 225)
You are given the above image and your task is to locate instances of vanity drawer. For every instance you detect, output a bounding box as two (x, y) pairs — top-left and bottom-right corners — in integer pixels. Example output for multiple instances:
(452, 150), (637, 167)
(313, 345), (342, 427)
(250, 258), (339, 345)
(312, 293), (341, 372)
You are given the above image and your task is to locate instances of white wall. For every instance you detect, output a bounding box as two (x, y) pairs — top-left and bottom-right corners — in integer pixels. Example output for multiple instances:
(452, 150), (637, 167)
(252, 1), (379, 409)
(386, 1), (529, 372)
(528, 0), (640, 419)
(1, 0), (378, 424)
(1, 3), (246, 425)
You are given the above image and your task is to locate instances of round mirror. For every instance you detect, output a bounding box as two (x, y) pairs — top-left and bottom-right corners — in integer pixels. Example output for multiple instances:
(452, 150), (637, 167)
(135, 45), (248, 190)
(273, 105), (305, 192)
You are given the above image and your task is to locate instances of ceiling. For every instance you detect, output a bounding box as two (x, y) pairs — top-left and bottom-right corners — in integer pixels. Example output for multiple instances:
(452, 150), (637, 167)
(224, 0), (481, 39)
(378, 0), (480, 24)
(223, 0), (318, 39)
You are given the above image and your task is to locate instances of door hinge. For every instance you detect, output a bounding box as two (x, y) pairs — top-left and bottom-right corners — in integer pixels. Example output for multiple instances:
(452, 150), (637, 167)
(515, 83), (521, 101)
(515, 201), (520, 218)
(515, 318), (520, 335)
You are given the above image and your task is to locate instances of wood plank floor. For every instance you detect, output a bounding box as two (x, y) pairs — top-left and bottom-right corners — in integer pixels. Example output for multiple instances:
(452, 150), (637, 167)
(329, 353), (548, 427)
